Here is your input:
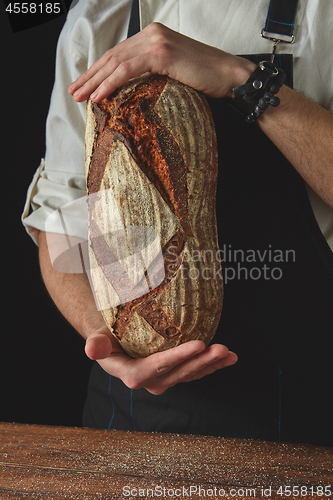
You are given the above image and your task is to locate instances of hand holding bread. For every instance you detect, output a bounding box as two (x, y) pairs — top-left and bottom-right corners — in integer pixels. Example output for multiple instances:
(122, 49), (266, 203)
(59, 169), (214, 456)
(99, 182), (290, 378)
(86, 326), (236, 396)
(68, 22), (255, 103)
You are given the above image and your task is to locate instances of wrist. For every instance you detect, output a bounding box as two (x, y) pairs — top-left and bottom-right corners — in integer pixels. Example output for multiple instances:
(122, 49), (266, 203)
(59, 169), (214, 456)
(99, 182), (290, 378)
(226, 56), (257, 99)
(230, 61), (286, 124)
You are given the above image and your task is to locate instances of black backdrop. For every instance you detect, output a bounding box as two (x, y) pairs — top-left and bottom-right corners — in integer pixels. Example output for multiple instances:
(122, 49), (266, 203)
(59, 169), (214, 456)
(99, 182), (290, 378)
(1, 4), (93, 427)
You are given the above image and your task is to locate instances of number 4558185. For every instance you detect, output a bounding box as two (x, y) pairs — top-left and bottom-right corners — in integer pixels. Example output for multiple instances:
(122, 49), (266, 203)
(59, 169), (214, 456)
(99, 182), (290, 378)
(6, 3), (61, 14)
(277, 485), (332, 497)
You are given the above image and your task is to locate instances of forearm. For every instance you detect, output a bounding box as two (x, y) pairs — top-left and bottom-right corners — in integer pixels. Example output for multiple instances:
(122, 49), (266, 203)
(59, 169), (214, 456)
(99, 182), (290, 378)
(37, 230), (106, 340)
(257, 85), (333, 208)
(36, 230), (236, 393)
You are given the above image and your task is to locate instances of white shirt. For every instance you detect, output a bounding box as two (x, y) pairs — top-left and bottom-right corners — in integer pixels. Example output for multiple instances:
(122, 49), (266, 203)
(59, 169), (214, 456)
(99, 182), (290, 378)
(21, 0), (333, 250)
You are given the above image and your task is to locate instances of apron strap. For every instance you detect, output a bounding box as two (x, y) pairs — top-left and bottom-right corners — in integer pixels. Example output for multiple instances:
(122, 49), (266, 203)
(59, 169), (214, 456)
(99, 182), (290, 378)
(127, 0), (299, 41)
(263, 0), (299, 39)
(127, 0), (140, 37)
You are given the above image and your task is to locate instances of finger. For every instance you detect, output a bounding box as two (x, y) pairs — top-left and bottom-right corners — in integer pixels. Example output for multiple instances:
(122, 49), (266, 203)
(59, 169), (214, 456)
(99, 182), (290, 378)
(85, 331), (112, 360)
(178, 350), (238, 383)
(146, 340), (208, 376)
(103, 340), (206, 390)
(145, 344), (236, 395)
(68, 30), (148, 98)
(89, 52), (154, 102)
(68, 55), (110, 95)
(69, 48), (152, 102)
(67, 34), (138, 94)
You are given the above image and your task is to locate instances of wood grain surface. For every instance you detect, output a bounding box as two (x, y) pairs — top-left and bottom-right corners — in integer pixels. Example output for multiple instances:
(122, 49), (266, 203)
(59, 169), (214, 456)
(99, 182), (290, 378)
(0, 422), (332, 499)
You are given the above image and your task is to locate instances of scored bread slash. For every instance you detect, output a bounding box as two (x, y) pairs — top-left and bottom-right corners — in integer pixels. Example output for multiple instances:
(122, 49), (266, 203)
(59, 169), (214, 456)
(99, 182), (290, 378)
(85, 73), (223, 358)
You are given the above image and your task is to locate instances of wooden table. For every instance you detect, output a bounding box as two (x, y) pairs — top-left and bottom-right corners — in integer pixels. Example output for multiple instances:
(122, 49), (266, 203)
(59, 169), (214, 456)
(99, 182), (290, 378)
(0, 422), (332, 499)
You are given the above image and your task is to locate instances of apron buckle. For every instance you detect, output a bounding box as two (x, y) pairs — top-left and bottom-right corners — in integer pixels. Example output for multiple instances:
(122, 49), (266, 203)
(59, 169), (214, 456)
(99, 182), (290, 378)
(261, 29), (295, 63)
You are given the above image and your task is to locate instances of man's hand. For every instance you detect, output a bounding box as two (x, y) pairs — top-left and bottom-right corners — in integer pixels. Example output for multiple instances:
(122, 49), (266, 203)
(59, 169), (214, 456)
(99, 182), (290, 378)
(68, 22), (255, 103)
(38, 231), (237, 395)
(85, 326), (237, 395)
(69, 22), (333, 207)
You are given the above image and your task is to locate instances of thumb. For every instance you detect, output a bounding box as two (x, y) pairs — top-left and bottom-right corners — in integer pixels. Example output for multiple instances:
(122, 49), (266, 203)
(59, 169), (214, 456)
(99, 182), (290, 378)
(85, 329), (113, 360)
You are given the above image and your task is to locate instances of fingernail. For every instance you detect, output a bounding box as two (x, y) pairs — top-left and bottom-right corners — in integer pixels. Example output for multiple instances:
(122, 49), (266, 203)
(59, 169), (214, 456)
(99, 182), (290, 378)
(90, 90), (99, 101)
(73, 89), (81, 97)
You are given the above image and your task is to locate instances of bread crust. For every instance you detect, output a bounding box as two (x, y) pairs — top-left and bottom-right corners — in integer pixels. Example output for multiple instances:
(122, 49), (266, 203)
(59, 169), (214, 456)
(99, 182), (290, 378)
(85, 74), (223, 358)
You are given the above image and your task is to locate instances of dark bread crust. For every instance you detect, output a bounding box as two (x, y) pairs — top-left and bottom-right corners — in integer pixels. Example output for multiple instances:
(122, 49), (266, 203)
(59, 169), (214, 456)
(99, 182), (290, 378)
(87, 75), (190, 232)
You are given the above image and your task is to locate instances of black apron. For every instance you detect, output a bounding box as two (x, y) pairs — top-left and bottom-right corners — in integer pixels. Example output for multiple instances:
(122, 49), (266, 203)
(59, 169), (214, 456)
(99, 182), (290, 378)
(83, 1), (333, 447)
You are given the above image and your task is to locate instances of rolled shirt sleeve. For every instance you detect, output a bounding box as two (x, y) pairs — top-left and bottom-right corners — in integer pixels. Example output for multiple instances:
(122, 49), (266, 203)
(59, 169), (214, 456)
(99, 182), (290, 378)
(22, 0), (132, 244)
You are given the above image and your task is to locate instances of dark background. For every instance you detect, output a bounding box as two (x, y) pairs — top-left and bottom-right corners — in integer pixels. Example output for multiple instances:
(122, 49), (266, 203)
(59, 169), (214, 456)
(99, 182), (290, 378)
(1, 2), (93, 427)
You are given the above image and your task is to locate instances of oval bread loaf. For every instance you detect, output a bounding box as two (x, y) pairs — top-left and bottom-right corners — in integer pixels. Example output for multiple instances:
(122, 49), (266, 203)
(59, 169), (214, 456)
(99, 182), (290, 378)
(85, 74), (223, 358)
